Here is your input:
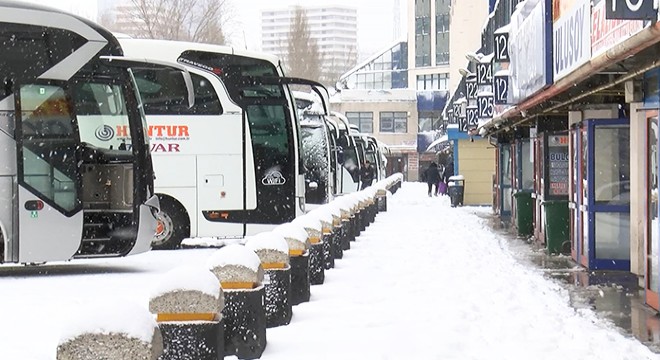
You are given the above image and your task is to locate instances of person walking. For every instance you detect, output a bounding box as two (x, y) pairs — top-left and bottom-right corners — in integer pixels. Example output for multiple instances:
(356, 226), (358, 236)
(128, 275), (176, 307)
(360, 160), (375, 190)
(436, 163), (447, 196)
(424, 162), (441, 197)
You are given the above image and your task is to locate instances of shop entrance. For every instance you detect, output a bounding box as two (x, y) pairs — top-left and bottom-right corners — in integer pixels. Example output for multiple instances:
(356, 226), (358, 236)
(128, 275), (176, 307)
(573, 118), (630, 270)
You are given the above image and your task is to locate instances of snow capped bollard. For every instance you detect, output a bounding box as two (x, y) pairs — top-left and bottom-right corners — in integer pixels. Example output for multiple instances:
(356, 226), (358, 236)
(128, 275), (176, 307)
(273, 223), (311, 305)
(366, 188), (379, 223)
(57, 300), (162, 360)
(245, 232), (293, 328)
(309, 208), (336, 270)
(375, 182), (388, 212)
(150, 266), (224, 360)
(333, 198), (354, 247)
(392, 173), (403, 193)
(356, 192), (369, 231)
(324, 203), (345, 258)
(292, 215), (325, 285)
(207, 244), (267, 360)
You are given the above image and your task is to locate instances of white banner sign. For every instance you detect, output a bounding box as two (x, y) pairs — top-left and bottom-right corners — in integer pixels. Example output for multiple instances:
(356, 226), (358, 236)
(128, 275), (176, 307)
(553, 0), (592, 80)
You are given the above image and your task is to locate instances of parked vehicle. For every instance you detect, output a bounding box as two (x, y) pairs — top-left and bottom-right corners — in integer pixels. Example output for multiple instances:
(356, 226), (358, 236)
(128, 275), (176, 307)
(119, 38), (327, 248)
(0, 2), (193, 263)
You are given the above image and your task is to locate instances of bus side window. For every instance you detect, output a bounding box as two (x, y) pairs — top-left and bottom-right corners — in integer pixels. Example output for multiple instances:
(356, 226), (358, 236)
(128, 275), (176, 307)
(132, 70), (222, 116)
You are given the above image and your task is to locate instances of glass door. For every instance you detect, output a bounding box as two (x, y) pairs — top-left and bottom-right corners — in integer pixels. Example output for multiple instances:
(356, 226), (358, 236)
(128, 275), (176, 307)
(500, 144), (512, 216)
(586, 119), (631, 270)
(647, 112), (659, 310)
(569, 126), (579, 261)
(579, 125), (589, 266)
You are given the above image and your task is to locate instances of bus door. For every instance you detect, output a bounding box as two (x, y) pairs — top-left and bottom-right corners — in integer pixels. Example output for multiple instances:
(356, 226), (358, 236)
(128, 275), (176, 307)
(212, 75), (328, 236)
(14, 82), (84, 263)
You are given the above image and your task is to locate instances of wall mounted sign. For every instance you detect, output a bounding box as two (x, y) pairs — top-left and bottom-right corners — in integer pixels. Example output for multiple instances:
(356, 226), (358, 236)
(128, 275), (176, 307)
(605, 0), (657, 20)
(553, 0), (592, 80)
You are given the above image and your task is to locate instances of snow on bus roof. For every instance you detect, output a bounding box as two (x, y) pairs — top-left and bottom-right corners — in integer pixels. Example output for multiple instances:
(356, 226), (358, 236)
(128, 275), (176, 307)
(118, 38), (279, 67)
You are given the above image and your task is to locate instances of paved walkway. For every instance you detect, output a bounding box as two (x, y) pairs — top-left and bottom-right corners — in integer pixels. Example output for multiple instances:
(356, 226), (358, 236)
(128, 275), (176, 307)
(484, 212), (660, 353)
(262, 182), (659, 359)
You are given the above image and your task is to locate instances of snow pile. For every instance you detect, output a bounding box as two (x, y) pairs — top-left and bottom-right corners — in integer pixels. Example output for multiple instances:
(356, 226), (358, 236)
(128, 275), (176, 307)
(206, 244), (263, 287)
(58, 300), (161, 360)
(273, 222), (311, 255)
(307, 208), (334, 234)
(149, 266), (223, 316)
(244, 232), (290, 267)
(330, 198), (353, 220)
(292, 215), (323, 243)
(322, 203), (343, 227)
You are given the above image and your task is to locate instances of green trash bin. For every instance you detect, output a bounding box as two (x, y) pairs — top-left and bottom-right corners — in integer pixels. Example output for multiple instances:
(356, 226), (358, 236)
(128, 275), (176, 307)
(512, 191), (533, 236)
(541, 199), (570, 255)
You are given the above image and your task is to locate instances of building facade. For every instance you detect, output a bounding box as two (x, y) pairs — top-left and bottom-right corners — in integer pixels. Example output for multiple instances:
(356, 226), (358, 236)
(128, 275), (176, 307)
(407, 0), (489, 92)
(261, 5), (358, 82)
(331, 89), (419, 181)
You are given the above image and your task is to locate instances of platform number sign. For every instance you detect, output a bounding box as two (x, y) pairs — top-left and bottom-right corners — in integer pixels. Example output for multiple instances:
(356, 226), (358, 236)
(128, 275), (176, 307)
(466, 106), (479, 128)
(476, 62), (493, 85)
(494, 33), (509, 62)
(494, 75), (509, 104)
(605, 0), (657, 20)
(458, 116), (468, 133)
(477, 94), (494, 119)
(453, 103), (462, 118)
(466, 78), (478, 100)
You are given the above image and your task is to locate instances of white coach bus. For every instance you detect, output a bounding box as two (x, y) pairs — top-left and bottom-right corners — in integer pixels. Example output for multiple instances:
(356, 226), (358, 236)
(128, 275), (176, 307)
(0, 2), (193, 263)
(118, 38), (327, 249)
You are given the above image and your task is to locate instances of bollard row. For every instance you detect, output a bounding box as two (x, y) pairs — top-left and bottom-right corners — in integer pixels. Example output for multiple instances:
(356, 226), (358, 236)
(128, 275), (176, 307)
(55, 174), (404, 360)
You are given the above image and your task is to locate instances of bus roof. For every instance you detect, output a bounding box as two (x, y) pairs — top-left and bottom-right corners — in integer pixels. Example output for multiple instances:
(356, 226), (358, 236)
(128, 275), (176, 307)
(117, 38), (281, 69)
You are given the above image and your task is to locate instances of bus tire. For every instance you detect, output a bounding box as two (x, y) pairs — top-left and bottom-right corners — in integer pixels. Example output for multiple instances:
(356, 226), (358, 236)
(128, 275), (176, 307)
(152, 195), (189, 250)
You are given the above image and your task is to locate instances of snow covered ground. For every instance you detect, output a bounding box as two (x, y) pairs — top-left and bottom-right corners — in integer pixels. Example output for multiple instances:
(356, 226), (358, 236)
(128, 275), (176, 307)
(0, 182), (658, 359)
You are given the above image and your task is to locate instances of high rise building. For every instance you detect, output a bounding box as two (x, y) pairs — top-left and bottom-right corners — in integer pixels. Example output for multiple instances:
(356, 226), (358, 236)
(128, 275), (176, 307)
(261, 5), (358, 83)
(407, 0), (488, 92)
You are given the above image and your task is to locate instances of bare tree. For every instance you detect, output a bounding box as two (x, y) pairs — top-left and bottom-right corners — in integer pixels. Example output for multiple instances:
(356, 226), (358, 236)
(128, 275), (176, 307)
(283, 6), (321, 82)
(320, 44), (358, 86)
(113, 0), (232, 45)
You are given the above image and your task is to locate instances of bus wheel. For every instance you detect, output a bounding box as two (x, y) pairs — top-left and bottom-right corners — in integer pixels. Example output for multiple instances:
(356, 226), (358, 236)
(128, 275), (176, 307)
(152, 196), (189, 250)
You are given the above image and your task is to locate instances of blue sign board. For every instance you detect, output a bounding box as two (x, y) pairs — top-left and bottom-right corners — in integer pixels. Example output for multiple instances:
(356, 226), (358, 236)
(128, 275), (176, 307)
(508, 0), (553, 103)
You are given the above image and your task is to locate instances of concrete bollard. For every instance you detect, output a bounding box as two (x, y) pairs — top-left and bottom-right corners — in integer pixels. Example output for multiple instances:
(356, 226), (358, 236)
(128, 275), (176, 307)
(366, 188), (378, 223)
(325, 204), (344, 259)
(309, 209), (336, 269)
(150, 266), (225, 360)
(346, 196), (361, 239)
(57, 300), (163, 360)
(273, 223), (311, 305)
(356, 193), (369, 232)
(207, 244), (266, 360)
(376, 187), (388, 212)
(334, 199), (354, 248)
(245, 232), (292, 328)
(292, 215), (325, 285)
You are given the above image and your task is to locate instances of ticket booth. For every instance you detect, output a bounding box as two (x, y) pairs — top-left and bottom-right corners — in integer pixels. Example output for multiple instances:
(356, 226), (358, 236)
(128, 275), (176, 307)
(572, 118), (630, 270)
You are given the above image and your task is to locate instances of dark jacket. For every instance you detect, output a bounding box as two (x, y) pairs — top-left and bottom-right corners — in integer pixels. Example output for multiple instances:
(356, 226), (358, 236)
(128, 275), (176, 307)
(424, 163), (441, 184)
(443, 162), (454, 182)
(360, 164), (375, 183)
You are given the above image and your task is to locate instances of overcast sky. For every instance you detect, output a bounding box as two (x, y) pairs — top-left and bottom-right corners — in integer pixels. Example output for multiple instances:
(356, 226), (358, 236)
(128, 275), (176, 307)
(18, 0), (405, 60)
